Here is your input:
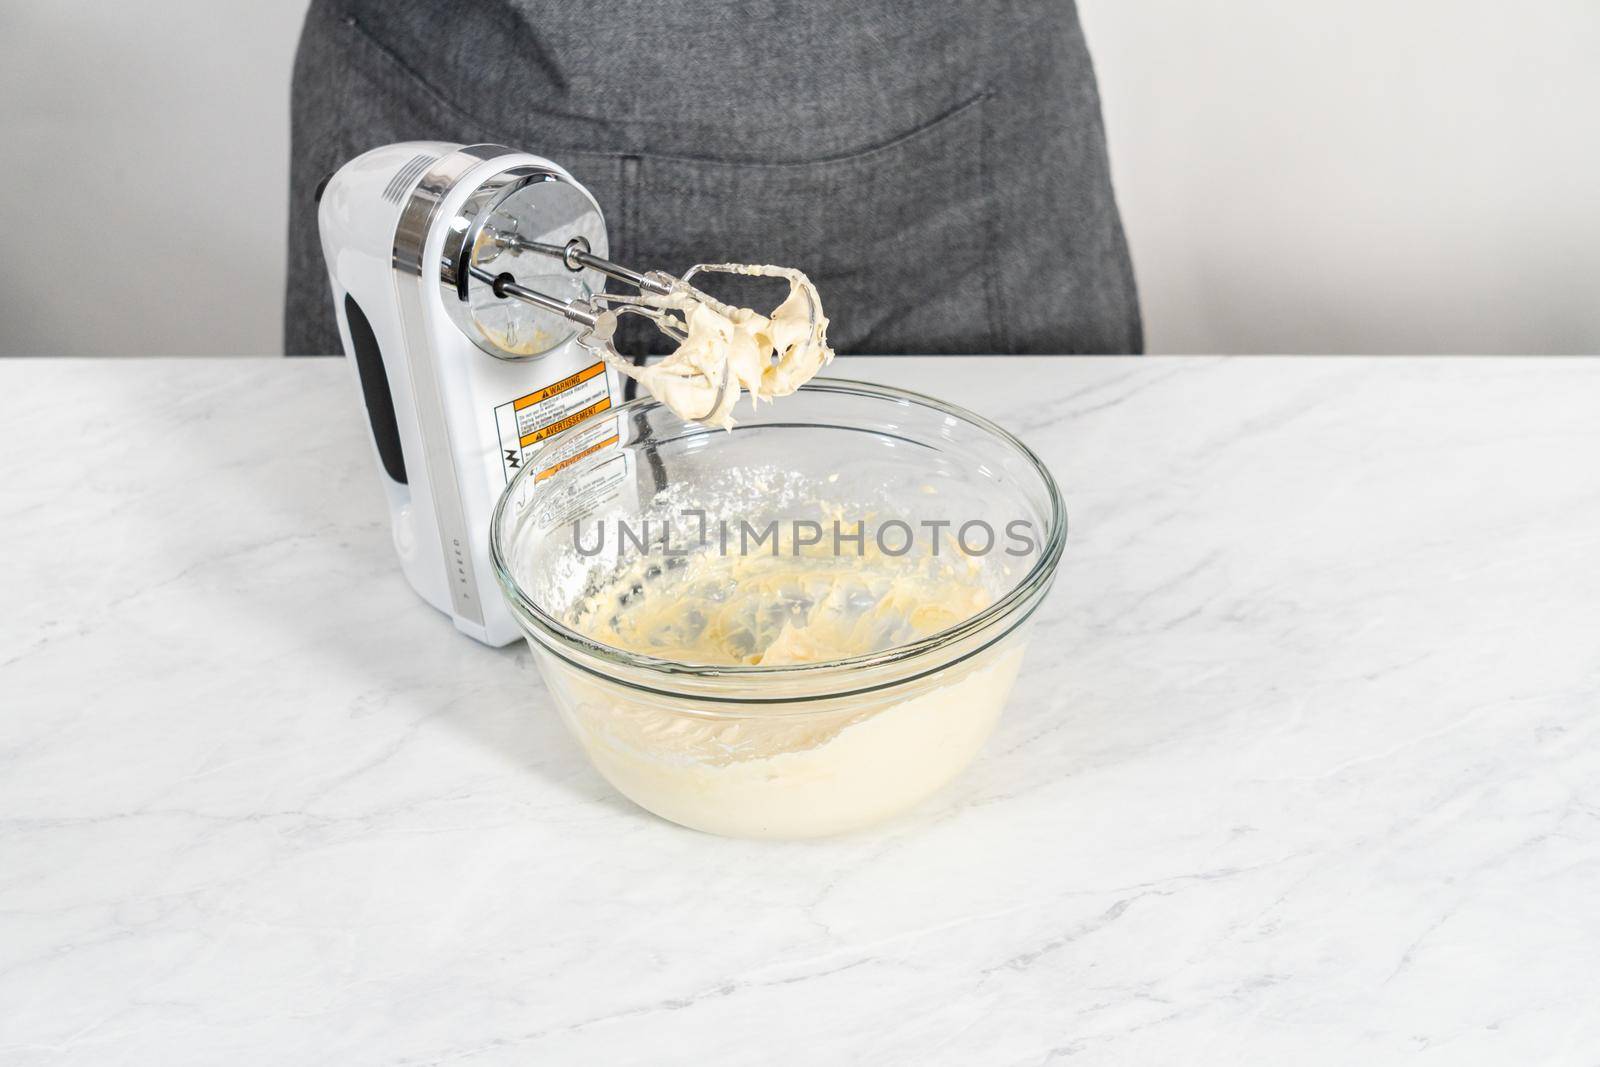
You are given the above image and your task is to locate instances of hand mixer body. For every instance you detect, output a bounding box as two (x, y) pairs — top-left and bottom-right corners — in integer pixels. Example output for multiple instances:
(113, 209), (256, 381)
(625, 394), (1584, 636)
(318, 142), (625, 645)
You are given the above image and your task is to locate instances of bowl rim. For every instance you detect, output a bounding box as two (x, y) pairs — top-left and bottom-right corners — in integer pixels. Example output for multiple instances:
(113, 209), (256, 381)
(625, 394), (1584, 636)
(488, 376), (1067, 689)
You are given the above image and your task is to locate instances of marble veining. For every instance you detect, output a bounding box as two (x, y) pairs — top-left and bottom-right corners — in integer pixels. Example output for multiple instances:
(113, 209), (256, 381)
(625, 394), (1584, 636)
(2, 356), (1598, 1065)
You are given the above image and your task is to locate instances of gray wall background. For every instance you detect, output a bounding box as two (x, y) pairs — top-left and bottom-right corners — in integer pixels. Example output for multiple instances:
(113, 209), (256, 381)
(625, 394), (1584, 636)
(2, 1), (1596, 356)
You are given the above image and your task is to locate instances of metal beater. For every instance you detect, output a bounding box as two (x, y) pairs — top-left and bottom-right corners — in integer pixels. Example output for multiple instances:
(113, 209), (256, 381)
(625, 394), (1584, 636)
(471, 232), (820, 410)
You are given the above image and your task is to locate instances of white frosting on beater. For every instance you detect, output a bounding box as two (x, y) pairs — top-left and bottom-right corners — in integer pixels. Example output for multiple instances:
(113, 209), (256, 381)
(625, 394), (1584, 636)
(608, 265), (834, 428)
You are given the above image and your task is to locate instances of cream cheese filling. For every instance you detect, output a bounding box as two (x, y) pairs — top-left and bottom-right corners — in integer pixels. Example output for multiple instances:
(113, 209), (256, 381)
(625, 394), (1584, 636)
(553, 538), (1020, 838)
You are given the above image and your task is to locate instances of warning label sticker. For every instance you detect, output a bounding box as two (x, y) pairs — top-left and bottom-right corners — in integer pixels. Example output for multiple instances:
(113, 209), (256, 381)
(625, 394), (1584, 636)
(493, 361), (614, 485)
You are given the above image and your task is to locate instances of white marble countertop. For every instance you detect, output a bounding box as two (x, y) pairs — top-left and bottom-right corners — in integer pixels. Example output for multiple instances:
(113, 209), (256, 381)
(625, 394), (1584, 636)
(3, 356), (1598, 1065)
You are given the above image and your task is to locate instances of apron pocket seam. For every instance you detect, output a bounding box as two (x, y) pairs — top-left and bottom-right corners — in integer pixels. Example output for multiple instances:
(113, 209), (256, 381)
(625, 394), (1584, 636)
(636, 93), (990, 173)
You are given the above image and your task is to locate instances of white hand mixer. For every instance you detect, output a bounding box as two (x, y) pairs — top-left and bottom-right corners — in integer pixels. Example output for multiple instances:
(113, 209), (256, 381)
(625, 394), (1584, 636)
(318, 141), (820, 646)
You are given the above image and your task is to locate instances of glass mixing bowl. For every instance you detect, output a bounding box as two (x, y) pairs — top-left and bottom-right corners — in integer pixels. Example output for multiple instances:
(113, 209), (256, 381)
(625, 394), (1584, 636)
(490, 379), (1065, 838)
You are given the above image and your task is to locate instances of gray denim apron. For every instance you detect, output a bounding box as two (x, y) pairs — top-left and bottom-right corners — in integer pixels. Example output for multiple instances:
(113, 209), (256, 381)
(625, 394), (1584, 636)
(285, 0), (1142, 357)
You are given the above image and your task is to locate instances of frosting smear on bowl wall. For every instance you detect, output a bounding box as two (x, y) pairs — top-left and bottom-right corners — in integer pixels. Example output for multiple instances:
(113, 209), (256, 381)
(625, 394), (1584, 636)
(570, 533), (991, 666)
